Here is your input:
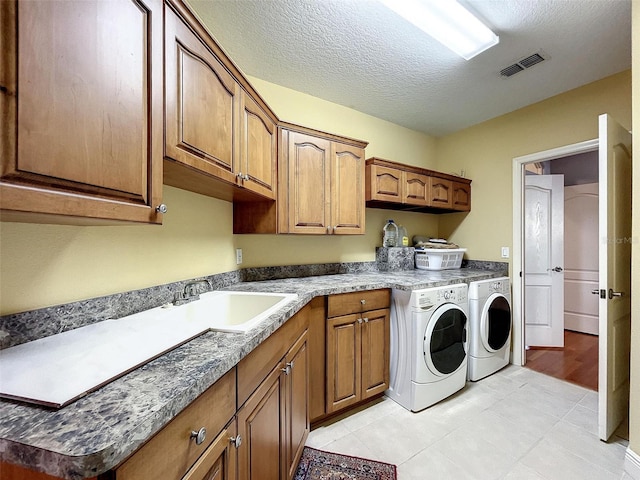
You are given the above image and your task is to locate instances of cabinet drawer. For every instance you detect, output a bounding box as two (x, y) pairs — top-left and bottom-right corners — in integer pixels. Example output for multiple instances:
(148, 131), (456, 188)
(327, 289), (390, 318)
(115, 368), (236, 480)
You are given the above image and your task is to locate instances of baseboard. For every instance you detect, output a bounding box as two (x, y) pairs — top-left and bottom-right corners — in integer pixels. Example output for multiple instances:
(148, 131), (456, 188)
(625, 447), (640, 479)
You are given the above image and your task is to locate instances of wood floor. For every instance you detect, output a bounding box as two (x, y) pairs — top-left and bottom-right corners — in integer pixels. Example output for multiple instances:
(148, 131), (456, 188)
(525, 330), (599, 391)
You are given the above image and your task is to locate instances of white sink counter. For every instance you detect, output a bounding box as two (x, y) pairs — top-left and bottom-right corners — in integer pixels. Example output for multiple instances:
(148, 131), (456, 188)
(0, 268), (506, 479)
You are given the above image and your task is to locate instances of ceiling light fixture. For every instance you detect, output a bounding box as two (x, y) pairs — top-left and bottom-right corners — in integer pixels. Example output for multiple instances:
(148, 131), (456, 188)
(379, 0), (499, 60)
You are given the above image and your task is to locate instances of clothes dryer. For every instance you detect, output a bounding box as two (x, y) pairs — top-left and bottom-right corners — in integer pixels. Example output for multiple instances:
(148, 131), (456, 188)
(468, 277), (512, 381)
(387, 283), (468, 412)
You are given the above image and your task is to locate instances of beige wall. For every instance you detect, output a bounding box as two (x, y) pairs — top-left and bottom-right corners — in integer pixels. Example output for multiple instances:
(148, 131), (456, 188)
(436, 70), (632, 265)
(629, 0), (639, 459)
(0, 81), (438, 315)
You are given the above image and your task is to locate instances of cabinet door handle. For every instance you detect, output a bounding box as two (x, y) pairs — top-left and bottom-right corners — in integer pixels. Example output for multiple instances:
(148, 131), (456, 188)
(363, 317), (368, 323)
(281, 362), (293, 375)
(155, 204), (167, 214)
(190, 427), (207, 445)
(230, 435), (242, 448)
(357, 318), (363, 324)
(360, 299), (366, 306)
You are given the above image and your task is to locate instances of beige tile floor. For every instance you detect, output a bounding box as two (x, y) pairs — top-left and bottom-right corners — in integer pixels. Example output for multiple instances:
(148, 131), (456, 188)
(306, 365), (630, 479)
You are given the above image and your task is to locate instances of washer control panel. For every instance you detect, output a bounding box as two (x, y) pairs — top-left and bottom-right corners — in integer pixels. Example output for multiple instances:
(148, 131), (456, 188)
(412, 284), (468, 310)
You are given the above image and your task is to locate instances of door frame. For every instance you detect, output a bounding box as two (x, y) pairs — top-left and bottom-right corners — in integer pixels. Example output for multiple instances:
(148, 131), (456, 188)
(511, 139), (598, 366)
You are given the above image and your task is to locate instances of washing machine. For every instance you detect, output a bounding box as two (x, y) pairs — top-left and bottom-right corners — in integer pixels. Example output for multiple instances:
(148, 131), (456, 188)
(467, 277), (512, 381)
(386, 283), (468, 412)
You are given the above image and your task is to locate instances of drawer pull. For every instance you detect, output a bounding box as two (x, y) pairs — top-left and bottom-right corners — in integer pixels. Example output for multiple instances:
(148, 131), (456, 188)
(230, 434), (242, 448)
(190, 427), (207, 445)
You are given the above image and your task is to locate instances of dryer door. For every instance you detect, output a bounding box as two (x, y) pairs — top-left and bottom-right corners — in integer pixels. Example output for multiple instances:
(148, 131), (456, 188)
(481, 294), (511, 352)
(424, 304), (467, 376)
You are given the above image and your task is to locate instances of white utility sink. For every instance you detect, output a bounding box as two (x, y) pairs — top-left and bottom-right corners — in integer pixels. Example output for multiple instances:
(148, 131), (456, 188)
(0, 290), (297, 407)
(178, 290), (298, 333)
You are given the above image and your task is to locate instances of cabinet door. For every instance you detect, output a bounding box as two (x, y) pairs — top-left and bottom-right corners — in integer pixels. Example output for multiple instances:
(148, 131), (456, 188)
(0, 0), (163, 224)
(284, 333), (309, 480)
(429, 177), (453, 209)
(452, 181), (471, 211)
(403, 172), (430, 206)
(183, 421), (238, 480)
(361, 309), (390, 399)
(286, 132), (331, 234)
(326, 313), (361, 413)
(331, 143), (365, 234)
(165, 6), (240, 186)
(239, 90), (276, 200)
(237, 363), (284, 480)
(366, 165), (402, 202)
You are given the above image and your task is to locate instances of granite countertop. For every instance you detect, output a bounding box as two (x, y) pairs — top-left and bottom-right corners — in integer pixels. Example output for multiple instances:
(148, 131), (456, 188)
(0, 269), (505, 479)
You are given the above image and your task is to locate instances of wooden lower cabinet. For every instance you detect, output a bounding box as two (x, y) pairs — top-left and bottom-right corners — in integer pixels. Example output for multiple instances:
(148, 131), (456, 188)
(183, 421), (238, 480)
(237, 331), (308, 480)
(325, 290), (390, 415)
(113, 369), (236, 480)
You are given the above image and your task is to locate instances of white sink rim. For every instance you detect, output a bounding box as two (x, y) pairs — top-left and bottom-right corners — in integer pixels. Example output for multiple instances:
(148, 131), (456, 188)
(191, 290), (298, 333)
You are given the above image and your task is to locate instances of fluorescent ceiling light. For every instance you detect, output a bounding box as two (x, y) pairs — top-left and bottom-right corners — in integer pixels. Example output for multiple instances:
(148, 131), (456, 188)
(379, 0), (499, 60)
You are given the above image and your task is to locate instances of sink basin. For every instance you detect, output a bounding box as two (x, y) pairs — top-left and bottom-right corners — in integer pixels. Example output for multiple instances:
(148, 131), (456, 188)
(0, 290), (298, 407)
(181, 290), (298, 333)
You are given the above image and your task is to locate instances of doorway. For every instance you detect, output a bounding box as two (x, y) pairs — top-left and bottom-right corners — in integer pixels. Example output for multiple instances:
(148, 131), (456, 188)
(523, 151), (599, 391)
(513, 115), (632, 442)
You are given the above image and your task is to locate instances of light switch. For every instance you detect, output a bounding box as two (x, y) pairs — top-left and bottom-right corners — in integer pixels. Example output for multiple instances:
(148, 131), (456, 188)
(501, 247), (509, 258)
(236, 248), (243, 265)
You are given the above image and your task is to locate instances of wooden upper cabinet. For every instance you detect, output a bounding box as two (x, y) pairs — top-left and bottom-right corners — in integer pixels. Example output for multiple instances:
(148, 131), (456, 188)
(403, 171), (430, 206)
(429, 177), (453, 209)
(365, 158), (471, 213)
(234, 124), (367, 235)
(239, 90), (277, 199)
(164, 6), (239, 183)
(366, 165), (402, 203)
(285, 131), (332, 234)
(331, 142), (365, 235)
(452, 181), (471, 211)
(0, 0), (164, 224)
(163, 1), (277, 202)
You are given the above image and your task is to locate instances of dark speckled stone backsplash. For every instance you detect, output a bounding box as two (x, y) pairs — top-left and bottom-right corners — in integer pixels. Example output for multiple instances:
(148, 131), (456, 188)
(0, 257), (507, 350)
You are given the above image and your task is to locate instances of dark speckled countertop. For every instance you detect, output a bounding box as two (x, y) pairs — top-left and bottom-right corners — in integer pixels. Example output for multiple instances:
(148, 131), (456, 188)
(0, 269), (506, 479)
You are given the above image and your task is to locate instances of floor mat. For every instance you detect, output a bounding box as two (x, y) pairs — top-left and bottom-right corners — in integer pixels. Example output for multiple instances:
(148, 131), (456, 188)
(294, 446), (397, 480)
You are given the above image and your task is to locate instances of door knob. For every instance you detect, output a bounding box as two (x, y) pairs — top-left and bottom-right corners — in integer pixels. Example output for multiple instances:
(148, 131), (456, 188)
(591, 289), (599, 295)
(547, 266), (563, 273)
(608, 289), (624, 299)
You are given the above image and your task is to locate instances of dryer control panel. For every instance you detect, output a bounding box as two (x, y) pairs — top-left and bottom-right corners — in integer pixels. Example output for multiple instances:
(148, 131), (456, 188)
(469, 277), (511, 300)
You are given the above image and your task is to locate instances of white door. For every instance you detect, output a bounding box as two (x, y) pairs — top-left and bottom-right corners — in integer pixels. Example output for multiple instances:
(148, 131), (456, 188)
(597, 114), (632, 441)
(524, 174), (564, 347)
(564, 183), (599, 335)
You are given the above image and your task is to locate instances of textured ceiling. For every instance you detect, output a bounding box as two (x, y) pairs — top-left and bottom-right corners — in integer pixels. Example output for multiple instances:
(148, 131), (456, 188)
(185, 0), (631, 137)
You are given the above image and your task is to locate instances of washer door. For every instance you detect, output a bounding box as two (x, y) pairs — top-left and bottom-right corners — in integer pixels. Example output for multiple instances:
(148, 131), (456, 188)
(424, 304), (467, 376)
(481, 294), (511, 352)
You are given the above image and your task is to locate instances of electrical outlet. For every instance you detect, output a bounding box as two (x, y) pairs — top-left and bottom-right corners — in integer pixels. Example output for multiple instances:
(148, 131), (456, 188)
(236, 248), (243, 265)
(501, 247), (510, 258)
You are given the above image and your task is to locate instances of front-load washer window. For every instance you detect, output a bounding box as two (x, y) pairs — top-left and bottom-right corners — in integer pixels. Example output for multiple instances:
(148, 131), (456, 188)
(483, 295), (511, 351)
(424, 305), (467, 375)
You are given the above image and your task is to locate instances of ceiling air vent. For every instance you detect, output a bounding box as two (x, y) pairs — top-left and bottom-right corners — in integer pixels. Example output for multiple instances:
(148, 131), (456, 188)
(500, 52), (547, 78)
